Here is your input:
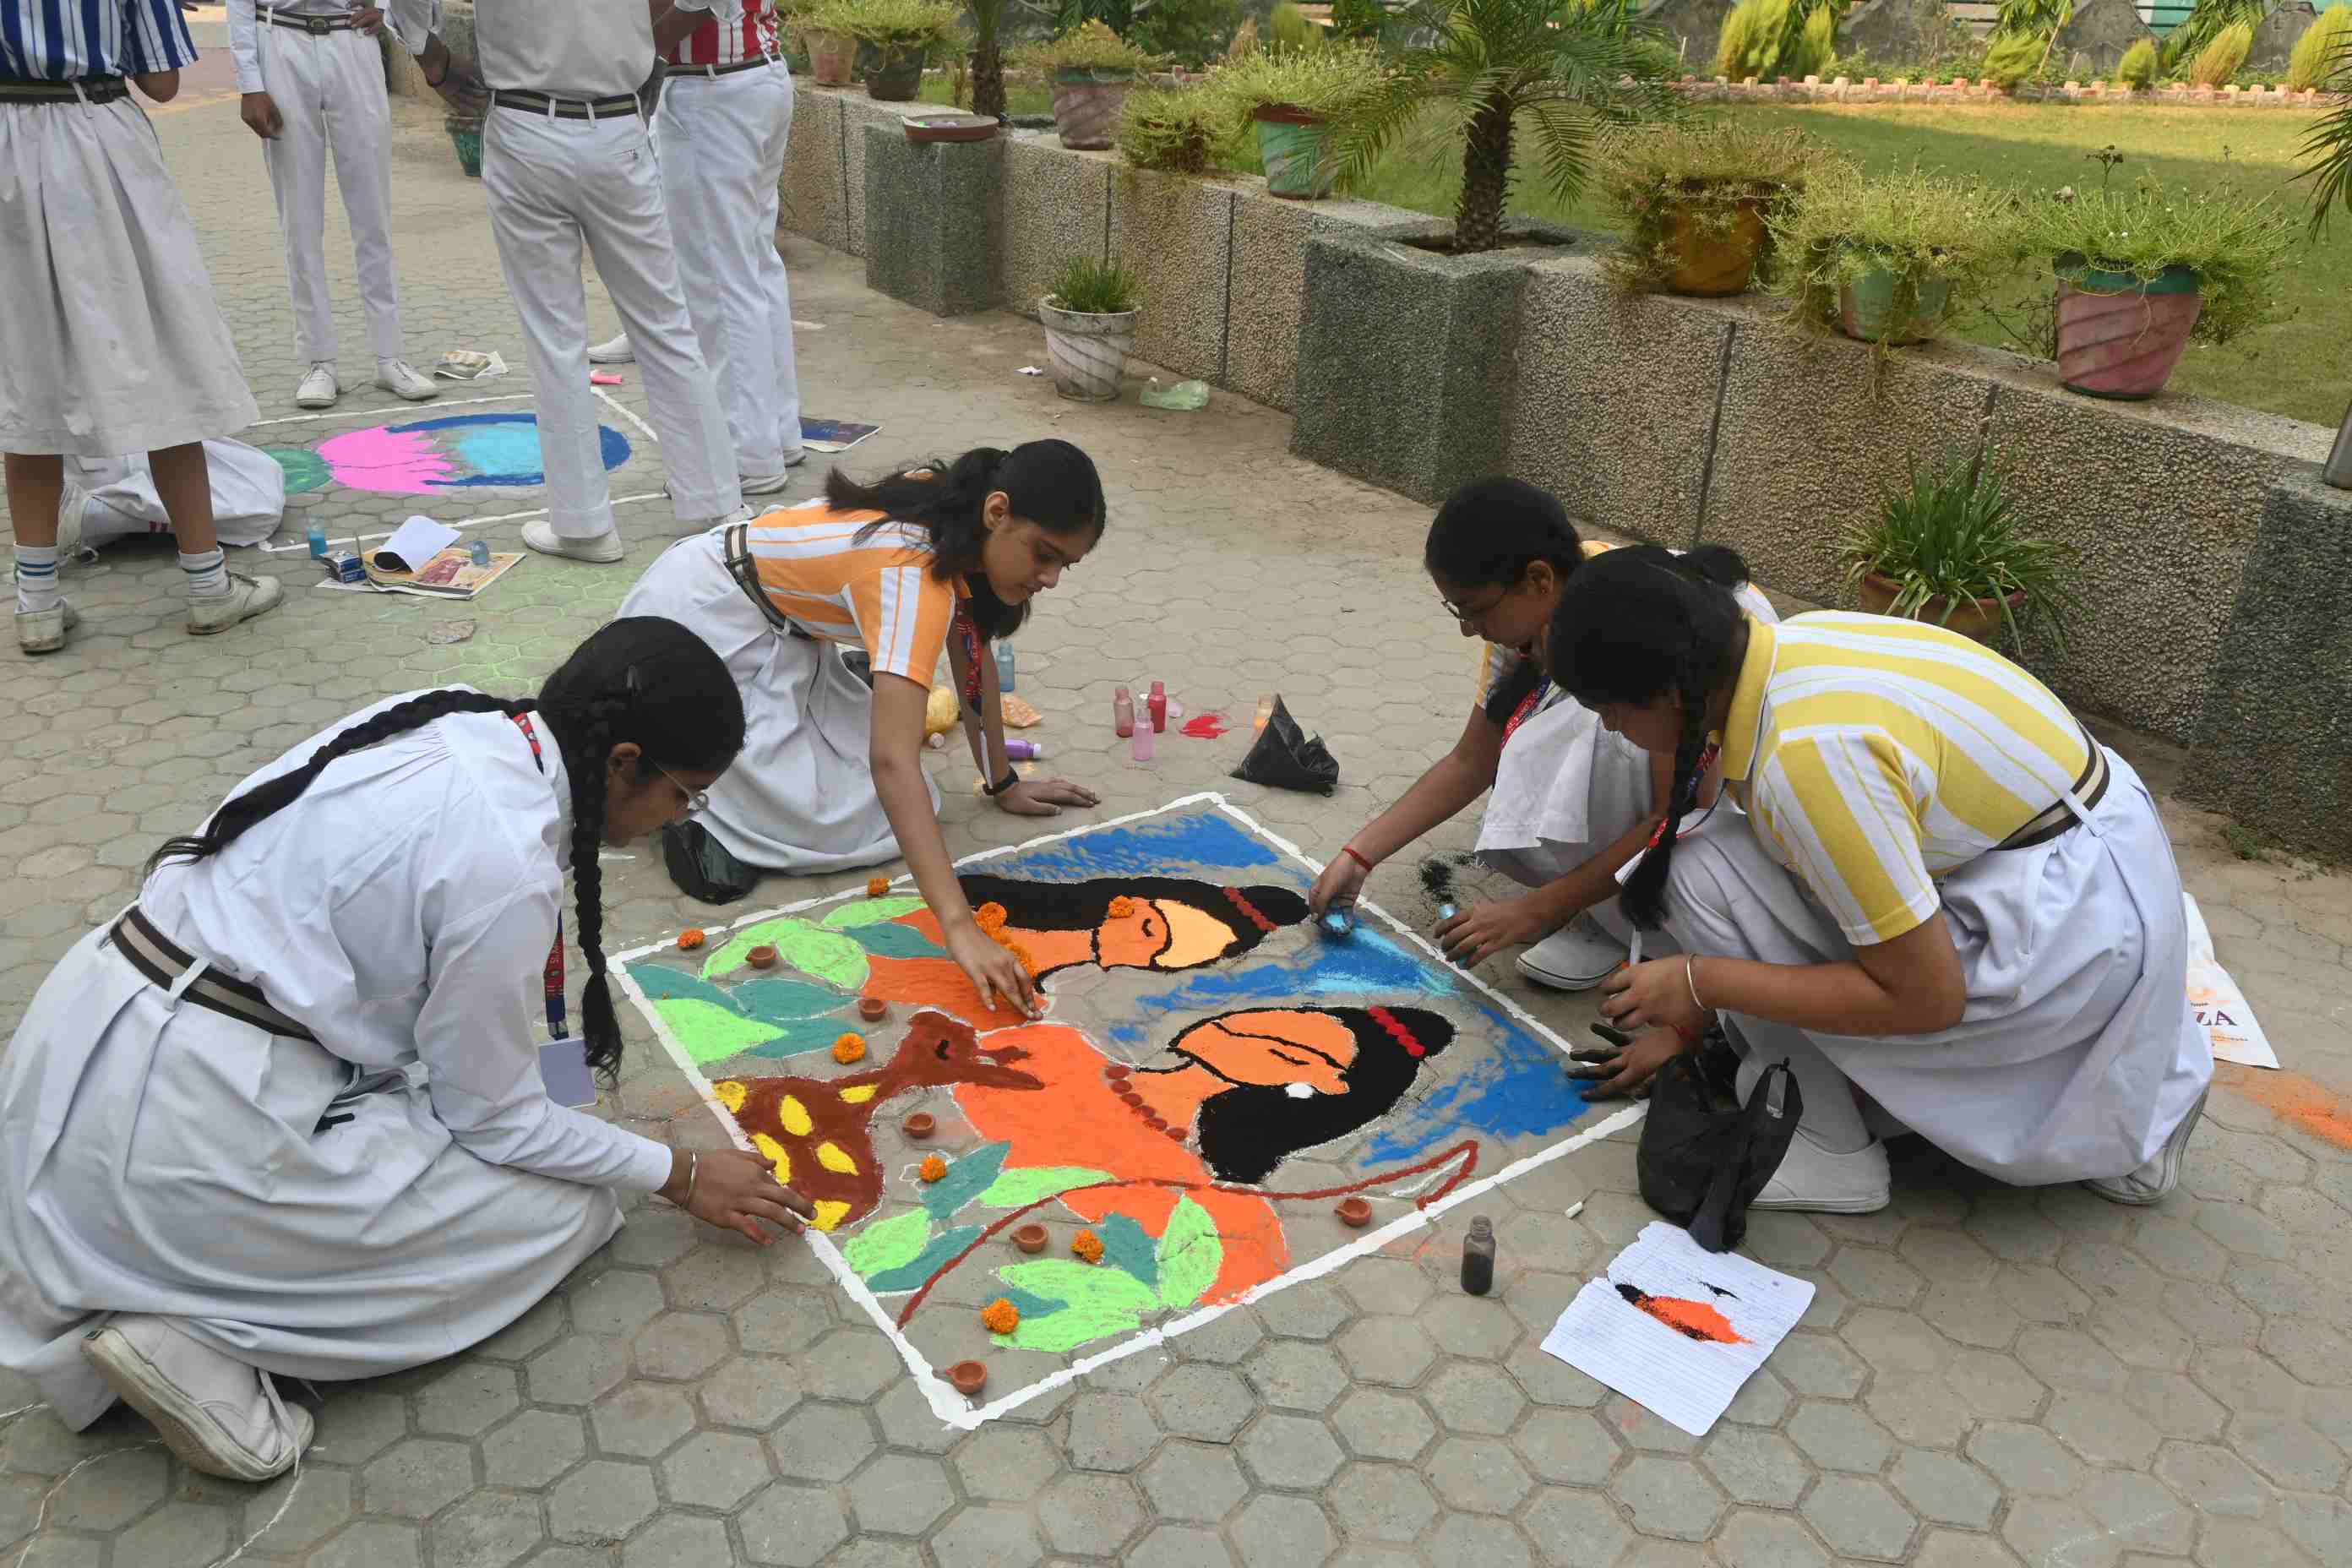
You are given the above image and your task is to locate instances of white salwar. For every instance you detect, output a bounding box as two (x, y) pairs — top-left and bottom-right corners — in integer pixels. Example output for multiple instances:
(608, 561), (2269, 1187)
(617, 528), (938, 873)
(66, 438), (284, 548)
(0, 698), (671, 1430)
(1657, 746), (2212, 1185)
(0, 95), (259, 455)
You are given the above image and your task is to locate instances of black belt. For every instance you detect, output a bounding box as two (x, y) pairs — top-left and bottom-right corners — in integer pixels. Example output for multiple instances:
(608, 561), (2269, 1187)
(664, 54), (780, 79)
(0, 77), (129, 104)
(1995, 729), (2110, 852)
(721, 522), (815, 639)
(491, 88), (641, 120)
(263, 10), (358, 33)
(109, 905), (318, 1043)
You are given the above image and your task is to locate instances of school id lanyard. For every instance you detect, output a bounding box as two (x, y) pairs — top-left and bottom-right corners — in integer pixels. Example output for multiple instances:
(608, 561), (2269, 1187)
(512, 712), (568, 1038)
(951, 599), (984, 714)
(1502, 680), (1549, 746)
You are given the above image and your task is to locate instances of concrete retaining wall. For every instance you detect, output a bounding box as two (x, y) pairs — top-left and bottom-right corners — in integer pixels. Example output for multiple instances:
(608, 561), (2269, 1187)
(778, 86), (2341, 833)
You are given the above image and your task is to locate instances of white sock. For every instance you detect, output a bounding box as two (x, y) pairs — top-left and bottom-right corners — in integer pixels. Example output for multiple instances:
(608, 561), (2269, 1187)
(14, 545), (60, 614)
(179, 547), (229, 600)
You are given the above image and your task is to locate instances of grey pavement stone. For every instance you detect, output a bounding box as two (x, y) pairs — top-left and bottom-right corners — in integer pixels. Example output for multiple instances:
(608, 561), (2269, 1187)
(1244, 1342), (1352, 1414)
(847, 1453), (957, 1537)
(1426, 1435), (1533, 1515)
(482, 1410), (588, 1489)
(1238, 1414), (1346, 1490)
(312, 1522), (425, 1568)
(1230, 1493), (1336, 1568)
(1325, 1462), (1439, 1544)
(547, 1460), (658, 1544)
(739, 1482), (851, 1567)
(633, 1313), (732, 1382)
(623, 1513), (734, 1568)
(363, 1439), (477, 1520)
(766, 1402), (879, 1484)
(695, 1356), (806, 1434)
(1889, 1447), (2001, 1528)
(1424, 1362), (1527, 1436)
(1787, 1401), (1895, 1473)
(1141, 1441), (1250, 1522)
(660, 1430), (773, 1511)
(416, 1363), (522, 1439)
(591, 1383), (697, 1459)
(1331, 1389), (1436, 1462)
(956, 1424), (1064, 1503)
(1253, 1282), (1354, 1342)
(928, 1505), (1048, 1568)
(1334, 1319), (1438, 1389)
(116, 1502), (231, 1565)
(1715, 1510), (1834, 1568)
(1125, 1523), (1236, 1568)
(426, 1490), (543, 1568)
(1801, 1475), (1918, 1562)
(1523, 1487), (1632, 1567)
(1066, 1392), (1161, 1472)
(1149, 1364), (1257, 1443)
(1038, 1473), (1148, 1556)
(1617, 1456), (1727, 1542)
(1701, 1426), (1812, 1506)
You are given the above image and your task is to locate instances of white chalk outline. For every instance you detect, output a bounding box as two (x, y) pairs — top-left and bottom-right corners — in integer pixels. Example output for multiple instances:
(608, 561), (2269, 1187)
(610, 792), (1644, 1430)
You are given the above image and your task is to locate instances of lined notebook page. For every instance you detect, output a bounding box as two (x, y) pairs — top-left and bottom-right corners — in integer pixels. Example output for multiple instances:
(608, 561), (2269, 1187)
(1540, 1222), (1815, 1437)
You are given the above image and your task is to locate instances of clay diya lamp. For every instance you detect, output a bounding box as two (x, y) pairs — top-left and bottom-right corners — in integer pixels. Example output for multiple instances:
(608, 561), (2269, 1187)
(746, 945), (779, 971)
(948, 1360), (988, 1397)
(858, 996), (888, 1022)
(1013, 1223), (1048, 1255)
(1336, 1196), (1374, 1228)
(903, 1112), (937, 1141)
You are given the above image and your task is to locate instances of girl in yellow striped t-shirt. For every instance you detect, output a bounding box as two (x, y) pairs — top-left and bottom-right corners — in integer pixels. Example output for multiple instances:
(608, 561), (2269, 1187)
(618, 442), (1104, 1013)
(1549, 547), (2209, 1216)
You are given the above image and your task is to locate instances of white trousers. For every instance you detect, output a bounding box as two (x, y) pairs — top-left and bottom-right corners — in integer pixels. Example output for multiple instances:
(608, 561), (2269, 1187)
(256, 24), (403, 363)
(653, 63), (803, 477)
(1656, 749), (2211, 1185)
(66, 438), (283, 548)
(481, 106), (739, 539)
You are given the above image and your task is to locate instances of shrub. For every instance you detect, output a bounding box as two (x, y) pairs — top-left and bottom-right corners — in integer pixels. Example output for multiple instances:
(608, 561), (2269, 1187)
(1269, 1), (1321, 50)
(807, 0), (961, 51)
(1205, 38), (1384, 128)
(1592, 122), (1844, 291)
(1715, 0), (1835, 81)
(1981, 29), (2045, 88)
(2190, 19), (2252, 85)
(2116, 36), (2158, 87)
(1048, 256), (1142, 313)
(1842, 457), (2080, 656)
(2023, 177), (2295, 346)
(2289, 4), (2352, 92)
(1117, 86), (1226, 170)
(1132, 0), (1245, 68)
(1015, 17), (1165, 72)
(1767, 165), (2025, 344)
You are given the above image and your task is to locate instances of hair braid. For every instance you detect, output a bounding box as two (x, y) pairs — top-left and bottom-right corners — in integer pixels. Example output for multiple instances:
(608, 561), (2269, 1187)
(146, 689), (530, 875)
(550, 698), (629, 1081)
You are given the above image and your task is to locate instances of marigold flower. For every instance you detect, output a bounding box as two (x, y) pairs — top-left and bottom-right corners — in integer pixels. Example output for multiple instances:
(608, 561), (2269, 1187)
(974, 902), (1009, 933)
(1071, 1229), (1105, 1264)
(867, 876), (890, 897)
(677, 928), (706, 950)
(919, 1154), (949, 1183)
(981, 1298), (1020, 1334)
(833, 1033), (868, 1064)
(1107, 896), (1136, 918)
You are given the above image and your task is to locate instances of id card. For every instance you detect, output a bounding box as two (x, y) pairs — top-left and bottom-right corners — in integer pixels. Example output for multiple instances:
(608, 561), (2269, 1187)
(538, 1037), (598, 1108)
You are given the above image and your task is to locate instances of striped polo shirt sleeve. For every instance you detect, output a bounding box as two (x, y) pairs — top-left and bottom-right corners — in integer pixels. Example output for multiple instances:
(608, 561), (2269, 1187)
(1747, 725), (1942, 945)
(845, 562), (956, 686)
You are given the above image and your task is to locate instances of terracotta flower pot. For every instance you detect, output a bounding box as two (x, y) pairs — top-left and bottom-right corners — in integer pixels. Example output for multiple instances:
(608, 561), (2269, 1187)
(806, 30), (856, 85)
(1013, 1223), (1048, 1254)
(1254, 105), (1335, 200)
(866, 46), (926, 101)
(903, 1112), (936, 1140)
(1856, 570), (2027, 645)
(1038, 298), (1137, 403)
(2053, 256), (2203, 400)
(1838, 266), (1950, 346)
(1658, 196), (1769, 297)
(1050, 68), (1134, 150)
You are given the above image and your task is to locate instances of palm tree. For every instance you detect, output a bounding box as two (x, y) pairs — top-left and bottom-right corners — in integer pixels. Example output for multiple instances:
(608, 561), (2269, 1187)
(966, 0), (1011, 120)
(2301, 29), (2351, 487)
(1327, 0), (1682, 254)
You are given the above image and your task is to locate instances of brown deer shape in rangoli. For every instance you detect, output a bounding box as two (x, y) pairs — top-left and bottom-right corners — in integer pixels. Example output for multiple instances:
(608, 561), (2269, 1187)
(709, 1009), (1043, 1233)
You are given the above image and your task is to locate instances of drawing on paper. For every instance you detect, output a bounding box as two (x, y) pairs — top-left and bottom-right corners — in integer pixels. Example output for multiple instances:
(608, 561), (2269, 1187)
(613, 795), (1630, 1424)
(264, 413), (633, 496)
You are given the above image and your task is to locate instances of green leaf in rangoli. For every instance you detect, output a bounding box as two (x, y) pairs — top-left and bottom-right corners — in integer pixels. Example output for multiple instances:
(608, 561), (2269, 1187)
(746, 1018), (863, 1059)
(1096, 1213), (1159, 1293)
(976, 1166), (1113, 1210)
(821, 896), (928, 929)
(863, 1225), (983, 1293)
(848, 923), (948, 960)
(841, 1209), (932, 1278)
(995, 1260), (1160, 1352)
(624, 965), (743, 1014)
(732, 977), (854, 1023)
(653, 998), (785, 1064)
(701, 917), (870, 990)
(1154, 1197), (1222, 1311)
(996, 1283), (1066, 1320)
(919, 1142), (1010, 1221)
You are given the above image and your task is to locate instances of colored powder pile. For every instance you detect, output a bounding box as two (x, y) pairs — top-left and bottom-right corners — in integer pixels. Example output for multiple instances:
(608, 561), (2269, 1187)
(1181, 713), (1228, 740)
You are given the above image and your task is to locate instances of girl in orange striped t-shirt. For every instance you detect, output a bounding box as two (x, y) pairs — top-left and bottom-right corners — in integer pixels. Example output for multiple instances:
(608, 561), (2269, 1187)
(617, 441), (1105, 1014)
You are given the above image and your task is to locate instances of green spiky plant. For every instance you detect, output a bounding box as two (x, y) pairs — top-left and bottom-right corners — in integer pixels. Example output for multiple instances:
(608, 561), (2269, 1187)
(1048, 255), (1143, 313)
(1982, 28), (2047, 88)
(1117, 86), (1227, 170)
(2159, 0), (2263, 74)
(1326, 0), (1683, 254)
(1714, 0), (1836, 81)
(2116, 35), (2157, 88)
(2300, 18), (2352, 228)
(2291, 4), (2352, 92)
(2190, 19), (2253, 86)
(1841, 456), (2082, 656)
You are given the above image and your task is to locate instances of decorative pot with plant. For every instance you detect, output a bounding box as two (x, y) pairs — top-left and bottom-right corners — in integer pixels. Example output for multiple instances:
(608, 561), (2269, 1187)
(1116, 86), (1228, 172)
(1016, 20), (1165, 150)
(810, 0), (961, 99)
(1206, 41), (1383, 199)
(1593, 122), (1840, 297)
(1842, 456), (2080, 655)
(1327, 0), (1681, 253)
(1039, 257), (1143, 401)
(2019, 176), (2292, 400)
(1770, 166), (2020, 347)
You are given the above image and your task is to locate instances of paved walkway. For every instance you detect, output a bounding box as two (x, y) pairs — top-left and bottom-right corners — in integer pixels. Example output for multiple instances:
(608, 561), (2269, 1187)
(3, 33), (2350, 1568)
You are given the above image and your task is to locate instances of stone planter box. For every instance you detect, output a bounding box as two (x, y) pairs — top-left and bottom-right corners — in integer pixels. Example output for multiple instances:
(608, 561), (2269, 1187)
(1292, 222), (1576, 507)
(862, 122), (1004, 317)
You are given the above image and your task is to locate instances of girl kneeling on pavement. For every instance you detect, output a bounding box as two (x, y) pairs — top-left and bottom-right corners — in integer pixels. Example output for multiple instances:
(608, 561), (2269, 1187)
(1309, 476), (1777, 988)
(0, 618), (816, 1481)
(617, 439), (1106, 1016)
(1559, 546), (2211, 1215)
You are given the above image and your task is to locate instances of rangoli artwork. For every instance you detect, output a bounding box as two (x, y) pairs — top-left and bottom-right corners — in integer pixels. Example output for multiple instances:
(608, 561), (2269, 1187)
(614, 795), (1636, 1426)
(264, 412), (633, 496)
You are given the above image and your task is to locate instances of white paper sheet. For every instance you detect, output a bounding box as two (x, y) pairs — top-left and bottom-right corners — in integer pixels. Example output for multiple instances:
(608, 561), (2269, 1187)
(1541, 1222), (1814, 1437)
(2184, 893), (2279, 1070)
(377, 514), (459, 573)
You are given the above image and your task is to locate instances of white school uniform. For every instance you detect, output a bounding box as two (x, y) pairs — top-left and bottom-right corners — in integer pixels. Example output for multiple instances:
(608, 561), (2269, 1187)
(66, 438), (284, 548)
(0, 696), (670, 1430)
(389, 0), (740, 540)
(226, 0), (408, 365)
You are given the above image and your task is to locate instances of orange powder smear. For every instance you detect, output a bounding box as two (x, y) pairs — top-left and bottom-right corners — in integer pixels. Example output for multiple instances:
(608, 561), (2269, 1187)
(1618, 1283), (1748, 1344)
(2216, 1065), (2352, 1151)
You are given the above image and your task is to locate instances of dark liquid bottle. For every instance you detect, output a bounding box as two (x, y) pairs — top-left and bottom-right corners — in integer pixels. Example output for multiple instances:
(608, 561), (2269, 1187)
(1461, 1215), (1496, 1296)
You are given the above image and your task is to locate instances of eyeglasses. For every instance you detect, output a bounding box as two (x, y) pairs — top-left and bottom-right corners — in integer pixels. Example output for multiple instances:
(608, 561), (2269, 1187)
(1440, 585), (1511, 627)
(654, 762), (709, 819)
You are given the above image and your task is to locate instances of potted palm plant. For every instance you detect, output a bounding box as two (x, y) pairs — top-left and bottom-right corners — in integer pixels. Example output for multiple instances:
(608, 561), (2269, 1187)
(1593, 122), (1841, 297)
(1205, 41), (1384, 199)
(813, 0), (961, 99)
(1770, 166), (2022, 347)
(1016, 20), (1166, 150)
(1040, 257), (1143, 401)
(964, 0), (1012, 120)
(2300, 17), (2352, 486)
(1842, 456), (2081, 655)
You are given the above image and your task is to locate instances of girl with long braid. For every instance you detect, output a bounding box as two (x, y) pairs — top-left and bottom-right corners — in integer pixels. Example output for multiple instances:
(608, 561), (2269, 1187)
(1555, 547), (2210, 1216)
(0, 618), (816, 1484)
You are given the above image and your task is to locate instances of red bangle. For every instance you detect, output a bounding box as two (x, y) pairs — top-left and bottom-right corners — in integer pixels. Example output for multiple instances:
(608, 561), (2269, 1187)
(1341, 844), (1374, 873)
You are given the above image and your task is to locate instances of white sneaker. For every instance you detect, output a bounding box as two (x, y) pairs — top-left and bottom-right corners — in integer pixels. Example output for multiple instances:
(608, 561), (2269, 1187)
(1516, 914), (1629, 992)
(187, 571), (284, 635)
(375, 359), (439, 401)
(55, 480), (90, 561)
(295, 362), (339, 409)
(83, 1315), (313, 1482)
(16, 600), (78, 654)
(587, 333), (635, 365)
(521, 519), (624, 563)
(2085, 1090), (2207, 1206)
(740, 471), (797, 496)
(1753, 1135), (1892, 1213)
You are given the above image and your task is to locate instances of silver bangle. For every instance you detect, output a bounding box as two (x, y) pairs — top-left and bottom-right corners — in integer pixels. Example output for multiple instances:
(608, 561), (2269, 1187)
(680, 1150), (700, 1209)
(1685, 955), (1707, 1015)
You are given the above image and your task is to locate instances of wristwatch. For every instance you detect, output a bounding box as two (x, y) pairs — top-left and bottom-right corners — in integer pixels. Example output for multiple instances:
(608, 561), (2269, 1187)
(983, 767), (1020, 798)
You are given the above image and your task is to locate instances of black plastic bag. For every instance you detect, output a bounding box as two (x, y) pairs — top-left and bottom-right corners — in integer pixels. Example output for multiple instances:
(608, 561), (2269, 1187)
(1230, 696), (1339, 795)
(1636, 1045), (1802, 1254)
(662, 820), (761, 906)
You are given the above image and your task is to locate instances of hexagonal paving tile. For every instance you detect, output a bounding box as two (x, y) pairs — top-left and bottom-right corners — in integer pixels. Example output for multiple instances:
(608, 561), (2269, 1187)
(1772, 1335), (1869, 1400)
(798, 1326), (905, 1403)
(1140, 1440), (1250, 1523)
(1799, 1475), (1917, 1562)
(2078, 1468), (2193, 1556)
(1067, 1391), (1162, 1472)
(661, 1430), (774, 1511)
(46, 1447), (166, 1531)
(1038, 1473), (1148, 1557)
(1125, 1523), (1236, 1568)
(738, 1482), (851, 1567)
(114, 1503), (231, 1565)
(1325, 1462), (1440, 1544)
(662, 1240), (770, 1312)
(1231, 1493), (1336, 1568)
(1701, 1426), (1811, 1507)
(698, 1355), (806, 1432)
(568, 1269), (666, 1338)
(1238, 1413), (1347, 1490)
(526, 1335), (632, 1407)
(2155, 1440), (2273, 1517)
(1337, 1258), (1436, 1317)
(956, 1424), (1064, 1504)
(1429, 1515), (1534, 1568)
(928, 1504), (1048, 1568)
(622, 1514), (735, 1568)
(312, 1522), (425, 1568)
(591, 1381), (698, 1459)
(362, 1439), (476, 1520)
(1888, 1448), (2001, 1529)
(1331, 1387), (1436, 1462)
(415, 1362), (521, 1438)
(1149, 1364), (1256, 1443)
(845, 1452), (957, 1537)
(1335, 1317), (1438, 1389)
(427, 1490), (544, 1568)
(1254, 1280), (1353, 1341)
(1615, 1456), (1726, 1542)
(1787, 1402), (1895, 1473)
(1523, 1487), (1632, 1568)
(1245, 1341), (1352, 1413)
(767, 1401), (879, 1484)
(482, 1409), (588, 1489)
(547, 1459), (658, 1544)
(1424, 1361), (1527, 1437)
(1427, 1435), (1533, 1515)
(1715, 1509), (1834, 1568)
(733, 1289), (833, 1356)
(1967, 1422), (2086, 1497)
(242, 1466), (357, 1556)
(634, 1311), (733, 1381)
(312, 1392), (410, 1465)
